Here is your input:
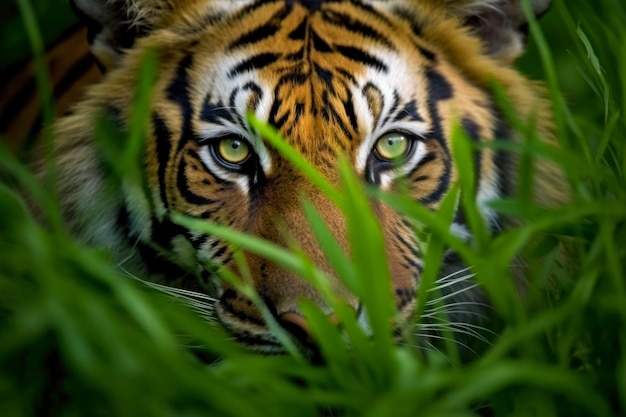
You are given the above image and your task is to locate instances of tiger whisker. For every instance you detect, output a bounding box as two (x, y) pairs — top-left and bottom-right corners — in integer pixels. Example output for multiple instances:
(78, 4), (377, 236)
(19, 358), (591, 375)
(416, 323), (493, 344)
(421, 308), (489, 321)
(422, 319), (496, 337)
(421, 303), (492, 330)
(145, 283), (218, 303)
(425, 282), (481, 306)
(117, 266), (219, 319)
(118, 266), (217, 300)
(138, 281), (218, 308)
(413, 333), (479, 357)
(429, 273), (476, 292)
(434, 266), (473, 280)
(436, 266), (473, 281)
(401, 339), (449, 358)
(425, 300), (493, 312)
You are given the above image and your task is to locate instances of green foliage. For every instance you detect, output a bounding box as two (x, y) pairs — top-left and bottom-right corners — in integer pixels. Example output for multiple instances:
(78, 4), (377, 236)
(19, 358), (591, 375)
(1, 0), (625, 415)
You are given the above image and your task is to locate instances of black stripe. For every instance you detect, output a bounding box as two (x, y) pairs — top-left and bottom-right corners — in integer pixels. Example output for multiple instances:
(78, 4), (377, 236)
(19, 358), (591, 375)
(390, 6), (423, 37)
(153, 113), (172, 208)
(289, 20), (307, 40)
(200, 96), (236, 125)
(401, 253), (423, 275)
(426, 67), (453, 101)
(419, 174), (450, 205)
(382, 91), (401, 125)
(343, 91), (359, 133)
(116, 205), (135, 241)
(229, 0), (273, 24)
(417, 45), (437, 62)
(395, 231), (421, 262)
(220, 289), (265, 325)
(228, 53), (281, 77)
(229, 24), (280, 49)
(461, 117), (482, 185)
(286, 48), (305, 61)
(268, 73), (307, 129)
(190, 234), (210, 251)
(492, 116), (513, 197)
(150, 215), (190, 252)
(243, 81), (264, 110)
(268, 100), (289, 131)
(228, 5), (293, 50)
(394, 99), (424, 123)
(212, 244), (229, 259)
(335, 45), (388, 72)
(167, 53), (195, 155)
(311, 30), (333, 52)
(288, 0), (322, 11)
(347, 0), (396, 29)
(178, 153), (220, 206)
(419, 67), (453, 205)
(228, 25), (279, 50)
(388, 7), (438, 61)
(226, 87), (249, 127)
(191, 149), (225, 186)
(453, 208), (467, 227)
(420, 152), (438, 166)
(136, 240), (191, 285)
(362, 82), (384, 130)
(200, 205), (224, 219)
(320, 90), (352, 140)
(314, 63), (333, 85)
(322, 10), (395, 50)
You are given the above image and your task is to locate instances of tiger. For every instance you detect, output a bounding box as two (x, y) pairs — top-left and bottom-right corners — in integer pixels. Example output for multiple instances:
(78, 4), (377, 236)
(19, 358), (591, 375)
(30, 0), (567, 355)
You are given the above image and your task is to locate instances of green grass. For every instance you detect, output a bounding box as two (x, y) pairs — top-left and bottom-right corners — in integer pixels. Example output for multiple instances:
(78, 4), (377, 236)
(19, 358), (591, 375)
(1, 0), (625, 416)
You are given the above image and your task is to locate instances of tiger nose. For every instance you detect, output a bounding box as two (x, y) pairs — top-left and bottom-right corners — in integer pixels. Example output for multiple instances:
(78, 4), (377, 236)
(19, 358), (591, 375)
(279, 312), (339, 348)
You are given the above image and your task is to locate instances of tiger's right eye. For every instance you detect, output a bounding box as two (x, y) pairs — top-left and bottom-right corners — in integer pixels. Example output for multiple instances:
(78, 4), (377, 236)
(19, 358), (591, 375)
(375, 133), (410, 162)
(216, 137), (251, 165)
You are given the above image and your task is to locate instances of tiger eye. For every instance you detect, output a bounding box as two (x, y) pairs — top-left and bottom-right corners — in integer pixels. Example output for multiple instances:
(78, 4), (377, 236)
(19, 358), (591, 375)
(375, 133), (409, 161)
(218, 137), (250, 164)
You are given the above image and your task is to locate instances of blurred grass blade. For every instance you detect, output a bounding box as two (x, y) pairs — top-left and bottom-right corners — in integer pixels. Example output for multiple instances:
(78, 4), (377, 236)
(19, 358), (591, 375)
(302, 199), (358, 295)
(337, 155), (396, 373)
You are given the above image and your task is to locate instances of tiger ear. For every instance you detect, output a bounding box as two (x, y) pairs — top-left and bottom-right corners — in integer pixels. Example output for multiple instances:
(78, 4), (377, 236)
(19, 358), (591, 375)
(70, 0), (166, 71)
(450, 0), (552, 63)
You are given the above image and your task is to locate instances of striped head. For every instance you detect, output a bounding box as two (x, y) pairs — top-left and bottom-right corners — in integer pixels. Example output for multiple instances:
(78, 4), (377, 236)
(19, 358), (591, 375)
(57, 0), (562, 353)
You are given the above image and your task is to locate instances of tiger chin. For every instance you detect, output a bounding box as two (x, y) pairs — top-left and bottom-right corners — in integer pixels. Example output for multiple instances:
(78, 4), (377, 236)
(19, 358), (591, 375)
(41, 0), (567, 357)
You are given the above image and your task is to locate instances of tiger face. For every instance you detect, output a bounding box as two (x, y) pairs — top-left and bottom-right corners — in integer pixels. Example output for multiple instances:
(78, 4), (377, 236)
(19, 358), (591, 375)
(54, 0), (563, 353)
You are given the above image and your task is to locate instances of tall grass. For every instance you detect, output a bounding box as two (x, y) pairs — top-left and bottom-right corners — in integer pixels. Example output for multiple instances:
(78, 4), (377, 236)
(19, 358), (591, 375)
(1, 0), (625, 416)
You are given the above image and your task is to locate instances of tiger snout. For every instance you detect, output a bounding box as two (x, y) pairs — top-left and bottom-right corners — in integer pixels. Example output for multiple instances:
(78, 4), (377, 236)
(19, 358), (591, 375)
(211, 186), (418, 352)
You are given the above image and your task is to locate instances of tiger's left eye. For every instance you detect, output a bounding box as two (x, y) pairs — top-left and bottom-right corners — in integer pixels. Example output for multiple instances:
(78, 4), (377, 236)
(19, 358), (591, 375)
(375, 133), (409, 161)
(217, 137), (251, 164)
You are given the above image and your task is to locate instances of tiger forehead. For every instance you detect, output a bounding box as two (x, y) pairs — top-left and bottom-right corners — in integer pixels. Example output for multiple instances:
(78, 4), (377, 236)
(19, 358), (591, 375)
(188, 1), (436, 161)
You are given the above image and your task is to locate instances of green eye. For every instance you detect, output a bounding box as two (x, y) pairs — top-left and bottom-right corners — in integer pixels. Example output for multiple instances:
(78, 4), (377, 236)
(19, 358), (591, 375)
(375, 133), (409, 161)
(217, 137), (251, 164)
